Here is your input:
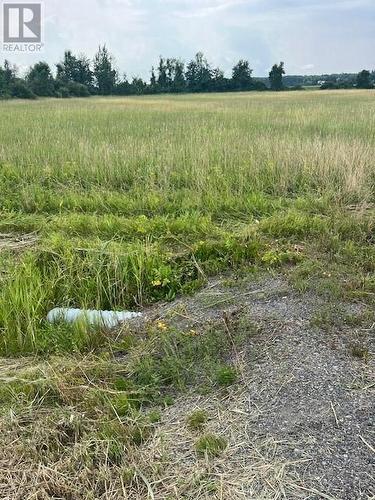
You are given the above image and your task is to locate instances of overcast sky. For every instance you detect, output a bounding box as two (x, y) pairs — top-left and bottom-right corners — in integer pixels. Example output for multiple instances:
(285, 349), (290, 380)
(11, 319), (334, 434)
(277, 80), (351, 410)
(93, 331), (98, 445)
(5, 0), (375, 78)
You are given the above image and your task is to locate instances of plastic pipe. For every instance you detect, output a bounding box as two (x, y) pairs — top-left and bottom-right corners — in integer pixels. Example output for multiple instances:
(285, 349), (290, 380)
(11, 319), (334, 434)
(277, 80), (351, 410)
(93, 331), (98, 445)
(47, 308), (142, 329)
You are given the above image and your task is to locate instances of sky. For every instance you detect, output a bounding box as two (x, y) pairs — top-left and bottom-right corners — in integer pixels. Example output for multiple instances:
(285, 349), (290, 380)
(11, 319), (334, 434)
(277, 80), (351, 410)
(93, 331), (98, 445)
(3, 0), (375, 78)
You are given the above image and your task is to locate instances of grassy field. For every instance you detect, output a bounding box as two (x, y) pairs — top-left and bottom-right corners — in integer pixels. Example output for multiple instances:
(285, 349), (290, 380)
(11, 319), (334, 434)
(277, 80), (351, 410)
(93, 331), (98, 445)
(1, 89), (374, 354)
(0, 90), (374, 498)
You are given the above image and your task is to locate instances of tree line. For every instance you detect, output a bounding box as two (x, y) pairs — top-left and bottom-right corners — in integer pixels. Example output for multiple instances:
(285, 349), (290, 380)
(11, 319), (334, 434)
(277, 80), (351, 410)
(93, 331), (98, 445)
(320, 70), (374, 90)
(0, 46), (373, 100)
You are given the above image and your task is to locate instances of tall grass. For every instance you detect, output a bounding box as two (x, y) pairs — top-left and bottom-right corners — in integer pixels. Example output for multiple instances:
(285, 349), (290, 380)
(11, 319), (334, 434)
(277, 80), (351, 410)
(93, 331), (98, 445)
(1, 90), (374, 206)
(0, 90), (374, 354)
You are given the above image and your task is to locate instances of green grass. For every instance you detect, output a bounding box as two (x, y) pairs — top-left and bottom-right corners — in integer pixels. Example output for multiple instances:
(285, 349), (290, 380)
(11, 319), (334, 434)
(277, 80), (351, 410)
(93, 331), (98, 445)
(195, 434), (227, 457)
(0, 90), (374, 354)
(187, 410), (208, 431)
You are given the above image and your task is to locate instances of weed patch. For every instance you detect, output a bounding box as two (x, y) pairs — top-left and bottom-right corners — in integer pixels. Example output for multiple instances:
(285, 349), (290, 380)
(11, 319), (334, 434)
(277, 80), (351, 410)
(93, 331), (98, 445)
(195, 434), (227, 457)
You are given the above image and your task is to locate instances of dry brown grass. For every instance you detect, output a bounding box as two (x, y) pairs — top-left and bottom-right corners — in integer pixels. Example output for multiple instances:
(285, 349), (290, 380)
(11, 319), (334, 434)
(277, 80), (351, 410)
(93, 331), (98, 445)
(0, 233), (38, 252)
(0, 387), (311, 500)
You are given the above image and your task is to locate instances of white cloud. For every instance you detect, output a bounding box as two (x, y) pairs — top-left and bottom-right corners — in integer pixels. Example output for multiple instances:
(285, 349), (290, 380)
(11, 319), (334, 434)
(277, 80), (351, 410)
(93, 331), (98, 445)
(301, 64), (315, 71)
(170, 0), (252, 18)
(2, 0), (374, 79)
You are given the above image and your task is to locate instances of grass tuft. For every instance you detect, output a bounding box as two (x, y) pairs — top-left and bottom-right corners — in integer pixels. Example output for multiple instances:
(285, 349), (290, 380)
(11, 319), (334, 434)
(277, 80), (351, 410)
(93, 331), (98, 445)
(195, 433), (227, 457)
(187, 409), (208, 431)
(215, 365), (238, 386)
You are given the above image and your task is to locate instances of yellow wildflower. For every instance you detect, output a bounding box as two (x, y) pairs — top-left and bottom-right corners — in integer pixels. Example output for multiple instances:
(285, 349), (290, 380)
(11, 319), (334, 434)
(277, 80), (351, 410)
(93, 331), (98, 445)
(156, 320), (168, 331)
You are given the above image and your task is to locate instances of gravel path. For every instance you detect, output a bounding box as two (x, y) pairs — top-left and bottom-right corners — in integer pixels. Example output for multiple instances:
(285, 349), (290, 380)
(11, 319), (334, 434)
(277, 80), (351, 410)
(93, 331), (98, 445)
(147, 274), (375, 499)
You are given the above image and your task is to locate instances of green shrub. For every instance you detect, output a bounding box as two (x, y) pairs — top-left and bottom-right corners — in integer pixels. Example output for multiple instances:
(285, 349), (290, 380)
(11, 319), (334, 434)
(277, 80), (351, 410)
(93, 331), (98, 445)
(10, 80), (36, 99)
(58, 87), (70, 98)
(67, 81), (91, 97)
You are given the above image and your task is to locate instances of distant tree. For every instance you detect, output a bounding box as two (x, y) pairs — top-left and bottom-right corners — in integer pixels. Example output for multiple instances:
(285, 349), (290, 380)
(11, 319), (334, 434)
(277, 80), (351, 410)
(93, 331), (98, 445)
(356, 69), (373, 89)
(211, 67), (228, 92)
(93, 45), (117, 95)
(114, 75), (132, 95)
(157, 57), (168, 91)
(166, 58), (174, 88)
(0, 70), (7, 98)
(153, 57), (186, 93)
(11, 79), (36, 99)
(27, 62), (55, 96)
(66, 81), (91, 97)
(56, 86), (70, 98)
(186, 52), (212, 92)
(150, 67), (157, 88)
(269, 62), (285, 91)
(252, 79), (268, 91)
(56, 50), (93, 89)
(232, 59), (253, 90)
(185, 59), (197, 91)
(3, 60), (16, 86)
(0, 61), (36, 99)
(130, 76), (147, 95)
(0, 60), (16, 97)
(320, 81), (338, 90)
(171, 59), (186, 92)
